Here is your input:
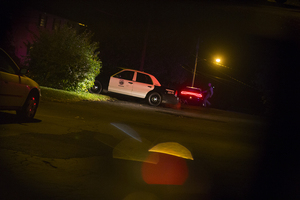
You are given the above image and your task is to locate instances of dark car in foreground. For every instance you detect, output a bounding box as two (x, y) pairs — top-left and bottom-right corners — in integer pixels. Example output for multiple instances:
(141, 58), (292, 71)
(0, 48), (41, 119)
(89, 68), (179, 106)
(178, 86), (203, 105)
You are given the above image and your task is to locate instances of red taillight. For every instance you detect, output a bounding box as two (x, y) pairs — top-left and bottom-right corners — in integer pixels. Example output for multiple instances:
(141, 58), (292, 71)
(175, 90), (178, 97)
(180, 91), (202, 98)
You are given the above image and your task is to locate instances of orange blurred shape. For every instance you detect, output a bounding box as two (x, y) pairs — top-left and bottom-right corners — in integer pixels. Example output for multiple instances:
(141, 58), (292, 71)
(142, 152), (188, 185)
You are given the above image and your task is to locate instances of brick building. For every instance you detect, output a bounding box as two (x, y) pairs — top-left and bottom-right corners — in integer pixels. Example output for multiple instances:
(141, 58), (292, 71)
(8, 7), (87, 65)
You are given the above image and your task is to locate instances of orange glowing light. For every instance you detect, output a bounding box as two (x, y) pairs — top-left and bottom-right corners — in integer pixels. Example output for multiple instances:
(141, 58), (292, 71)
(142, 152), (188, 185)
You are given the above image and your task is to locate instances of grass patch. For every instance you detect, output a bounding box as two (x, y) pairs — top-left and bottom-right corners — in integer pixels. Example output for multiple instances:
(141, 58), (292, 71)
(40, 86), (114, 103)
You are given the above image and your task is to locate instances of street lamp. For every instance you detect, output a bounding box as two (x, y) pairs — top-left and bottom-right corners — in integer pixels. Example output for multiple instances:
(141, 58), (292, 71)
(214, 58), (230, 69)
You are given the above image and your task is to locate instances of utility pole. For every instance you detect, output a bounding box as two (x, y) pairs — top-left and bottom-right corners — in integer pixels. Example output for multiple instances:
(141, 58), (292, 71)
(192, 38), (199, 87)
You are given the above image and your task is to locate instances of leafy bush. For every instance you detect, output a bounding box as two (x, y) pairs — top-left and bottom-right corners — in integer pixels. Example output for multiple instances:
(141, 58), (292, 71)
(24, 25), (101, 92)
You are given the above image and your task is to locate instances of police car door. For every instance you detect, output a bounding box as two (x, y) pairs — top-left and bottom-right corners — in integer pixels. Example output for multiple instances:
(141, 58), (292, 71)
(131, 72), (154, 98)
(108, 70), (134, 96)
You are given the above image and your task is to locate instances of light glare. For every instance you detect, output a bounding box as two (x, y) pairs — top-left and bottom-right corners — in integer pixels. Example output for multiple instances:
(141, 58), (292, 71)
(149, 142), (193, 160)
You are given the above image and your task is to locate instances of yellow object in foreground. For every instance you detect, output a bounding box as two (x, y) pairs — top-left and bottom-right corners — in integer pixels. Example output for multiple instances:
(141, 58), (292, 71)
(149, 142), (194, 160)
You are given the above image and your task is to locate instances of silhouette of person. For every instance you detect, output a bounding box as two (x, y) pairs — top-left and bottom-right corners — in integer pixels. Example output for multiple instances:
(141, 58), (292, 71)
(202, 83), (213, 107)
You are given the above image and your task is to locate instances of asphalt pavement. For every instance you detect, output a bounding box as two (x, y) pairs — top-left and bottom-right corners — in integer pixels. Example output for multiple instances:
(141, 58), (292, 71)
(0, 99), (281, 200)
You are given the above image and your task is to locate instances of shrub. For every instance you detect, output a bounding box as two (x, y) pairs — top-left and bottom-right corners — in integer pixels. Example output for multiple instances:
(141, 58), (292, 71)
(24, 24), (101, 92)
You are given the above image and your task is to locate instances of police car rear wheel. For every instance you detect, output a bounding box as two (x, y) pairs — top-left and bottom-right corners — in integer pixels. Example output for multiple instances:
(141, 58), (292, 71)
(147, 92), (162, 106)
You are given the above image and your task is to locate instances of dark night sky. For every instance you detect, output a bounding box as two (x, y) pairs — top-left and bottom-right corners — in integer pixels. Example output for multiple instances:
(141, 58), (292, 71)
(23, 1), (299, 71)
(5, 0), (300, 67)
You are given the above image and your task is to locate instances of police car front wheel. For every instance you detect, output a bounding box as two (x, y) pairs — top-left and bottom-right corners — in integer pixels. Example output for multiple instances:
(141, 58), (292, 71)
(89, 80), (102, 94)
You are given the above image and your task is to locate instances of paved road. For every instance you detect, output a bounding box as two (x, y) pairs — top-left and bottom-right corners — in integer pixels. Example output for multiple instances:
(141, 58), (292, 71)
(1, 99), (266, 199)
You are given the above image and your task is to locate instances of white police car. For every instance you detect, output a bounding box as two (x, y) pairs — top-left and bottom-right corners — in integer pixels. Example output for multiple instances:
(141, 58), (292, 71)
(89, 68), (178, 106)
(0, 48), (41, 119)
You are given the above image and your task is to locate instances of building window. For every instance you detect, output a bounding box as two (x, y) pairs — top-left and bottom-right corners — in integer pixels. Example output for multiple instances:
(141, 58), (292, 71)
(78, 22), (87, 27)
(39, 14), (47, 27)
